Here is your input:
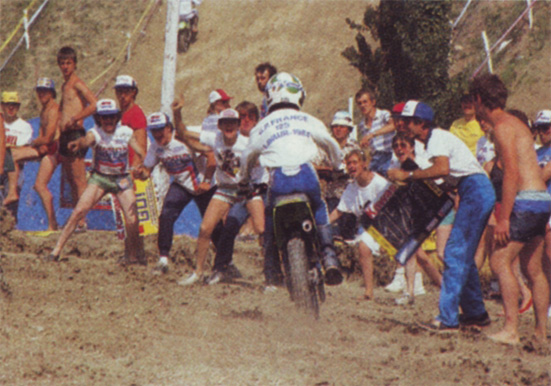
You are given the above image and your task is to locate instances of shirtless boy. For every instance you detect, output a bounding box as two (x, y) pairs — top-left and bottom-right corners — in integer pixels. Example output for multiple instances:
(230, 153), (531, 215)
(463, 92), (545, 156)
(33, 79), (61, 230)
(57, 46), (97, 227)
(9, 79), (60, 230)
(470, 74), (551, 345)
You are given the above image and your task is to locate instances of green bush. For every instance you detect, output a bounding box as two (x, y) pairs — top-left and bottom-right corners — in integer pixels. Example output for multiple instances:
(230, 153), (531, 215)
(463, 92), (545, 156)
(342, 0), (466, 129)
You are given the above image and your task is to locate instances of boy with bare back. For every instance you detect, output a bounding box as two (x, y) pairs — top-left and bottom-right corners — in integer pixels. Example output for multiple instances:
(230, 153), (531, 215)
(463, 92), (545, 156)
(470, 74), (551, 345)
(9, 79), (60, 230)
(57, 46), (97, 228)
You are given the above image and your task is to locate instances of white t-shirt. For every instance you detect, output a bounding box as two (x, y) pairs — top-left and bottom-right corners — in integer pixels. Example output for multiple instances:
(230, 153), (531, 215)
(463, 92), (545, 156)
(144, 134), (202, 194)
(242, 108), (342, 179)
(200, 131), (249, 188)
(4, 118), (32, 147)
(337, 174), (391, 252)
(424, 128), (485, 178)
(90, 123), (133, 175)
(337, 173), (392, 218)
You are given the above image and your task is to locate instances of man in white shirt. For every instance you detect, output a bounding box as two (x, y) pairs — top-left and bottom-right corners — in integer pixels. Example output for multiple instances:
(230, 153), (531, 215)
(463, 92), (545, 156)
(388, 100), (495, 332)
(241, 72), (344, 286)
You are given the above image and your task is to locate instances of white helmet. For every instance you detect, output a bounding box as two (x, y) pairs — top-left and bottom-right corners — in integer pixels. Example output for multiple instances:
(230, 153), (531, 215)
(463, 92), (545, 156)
(266, 72), (306, 112)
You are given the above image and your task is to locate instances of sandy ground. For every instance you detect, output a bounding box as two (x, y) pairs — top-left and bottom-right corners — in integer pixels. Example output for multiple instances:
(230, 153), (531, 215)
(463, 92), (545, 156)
(0, 213), (549, 385)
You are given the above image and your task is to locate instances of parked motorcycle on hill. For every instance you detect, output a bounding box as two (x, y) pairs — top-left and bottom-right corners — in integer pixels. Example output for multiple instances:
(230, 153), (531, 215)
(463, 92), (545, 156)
(177, 11), (198, 53)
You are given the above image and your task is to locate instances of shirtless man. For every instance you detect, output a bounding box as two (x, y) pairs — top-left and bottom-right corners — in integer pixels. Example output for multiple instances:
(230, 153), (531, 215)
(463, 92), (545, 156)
(470, 74), (551, 345)
(57, 46), (97, 228)
(10, 79), (60, 230)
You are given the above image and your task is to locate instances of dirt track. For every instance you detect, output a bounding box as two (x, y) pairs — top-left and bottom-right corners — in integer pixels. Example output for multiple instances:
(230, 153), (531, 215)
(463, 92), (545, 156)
(0, 227), (549, 385)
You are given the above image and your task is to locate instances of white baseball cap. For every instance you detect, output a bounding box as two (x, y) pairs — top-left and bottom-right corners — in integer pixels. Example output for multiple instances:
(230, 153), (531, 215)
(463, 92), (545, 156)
(331, 111), (354, 128)
(114, 75), (138, 89)
(209, 89), (232, 104)
(146, 112), (170, 130)
(534, 110), (551, 126)
(96, 99), (120, 115)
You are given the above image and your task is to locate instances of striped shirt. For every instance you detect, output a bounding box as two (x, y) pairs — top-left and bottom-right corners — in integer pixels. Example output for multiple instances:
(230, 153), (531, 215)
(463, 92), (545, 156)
(357, 108), (392, 152)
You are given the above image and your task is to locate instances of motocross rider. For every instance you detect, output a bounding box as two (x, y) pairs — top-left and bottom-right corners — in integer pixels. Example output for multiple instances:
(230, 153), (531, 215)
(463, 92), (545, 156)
(240, 72), (344, 287)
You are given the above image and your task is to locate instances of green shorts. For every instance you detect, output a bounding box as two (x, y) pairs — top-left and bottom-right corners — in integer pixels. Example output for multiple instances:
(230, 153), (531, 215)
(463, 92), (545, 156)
(88, 172), (133, 194)
(4, 148), (15, 173)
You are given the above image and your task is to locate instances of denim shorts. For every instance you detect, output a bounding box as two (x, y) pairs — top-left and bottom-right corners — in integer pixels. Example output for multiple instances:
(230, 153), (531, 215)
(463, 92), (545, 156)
(510, 190), (551, 242)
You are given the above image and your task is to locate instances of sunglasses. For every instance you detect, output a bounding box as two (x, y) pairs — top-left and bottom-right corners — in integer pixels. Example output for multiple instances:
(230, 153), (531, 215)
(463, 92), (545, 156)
(536, 124), (551, 132)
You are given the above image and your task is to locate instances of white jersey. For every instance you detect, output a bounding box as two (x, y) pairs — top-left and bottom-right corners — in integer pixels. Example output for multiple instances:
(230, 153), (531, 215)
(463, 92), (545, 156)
(144, 134), (202, 194)
(337, 173), (392, 218)
(242, 108), (342, 180)
(200, 130), (249, 189)
(424, 128), (485, 178)
(90, 123), (133, 175)
(4, 117), (32, 147)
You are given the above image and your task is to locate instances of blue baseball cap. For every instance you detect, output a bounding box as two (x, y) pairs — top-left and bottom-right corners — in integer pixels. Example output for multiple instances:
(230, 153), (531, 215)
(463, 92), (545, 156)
(401, 100), (434, 122)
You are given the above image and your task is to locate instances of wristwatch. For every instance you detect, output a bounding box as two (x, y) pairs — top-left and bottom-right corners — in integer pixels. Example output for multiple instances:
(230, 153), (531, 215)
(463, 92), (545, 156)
(408, 171), (414, 180)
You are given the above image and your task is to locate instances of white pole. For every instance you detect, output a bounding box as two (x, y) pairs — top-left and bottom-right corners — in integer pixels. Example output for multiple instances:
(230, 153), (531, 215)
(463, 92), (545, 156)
(160, 0), (179, 119)
(481, 31), (493, 74)
(452, 0), (472, 29)
(526, 0), (533, 29)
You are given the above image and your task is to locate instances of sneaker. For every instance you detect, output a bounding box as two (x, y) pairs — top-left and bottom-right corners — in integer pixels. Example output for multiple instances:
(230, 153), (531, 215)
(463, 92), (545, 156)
(459, 311), (491, 327)
(395, 293), (414, 306)
(205, 270), (225, 286)
(226, 264), (242, 279)
(417, 320), (459, 334)
(413, 272), (426, 296)
(152, 256), (169, 275)
(385, 268), (406, 293)
(178, 272), (202, 286)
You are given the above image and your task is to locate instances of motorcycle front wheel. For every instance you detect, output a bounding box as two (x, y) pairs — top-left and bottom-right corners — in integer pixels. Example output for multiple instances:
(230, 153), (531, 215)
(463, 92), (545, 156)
(286, 237), (319, 319)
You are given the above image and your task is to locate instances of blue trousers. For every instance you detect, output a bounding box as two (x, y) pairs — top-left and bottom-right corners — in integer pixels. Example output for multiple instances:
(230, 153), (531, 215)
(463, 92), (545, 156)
(212, 194), (267, 272)
(158, 182), (221, 257)
(436, 174), (495, 327)
(263, 163), (329, 284)
(369, 150), (392, 177)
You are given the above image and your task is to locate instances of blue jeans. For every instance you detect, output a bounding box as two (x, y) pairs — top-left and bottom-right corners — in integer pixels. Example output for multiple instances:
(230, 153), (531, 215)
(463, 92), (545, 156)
(158, 182), (221, 256)
(436, 174), (495, 327)
(212, 194), (267, 272)
(369, 150), (392, 177)
(263, 163), (329, 284)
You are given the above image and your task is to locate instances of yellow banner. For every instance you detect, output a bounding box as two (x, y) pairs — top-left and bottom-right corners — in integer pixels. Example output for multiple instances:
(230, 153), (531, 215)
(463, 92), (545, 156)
(134, 178), (159, 236)
(367, 226), (397, 258)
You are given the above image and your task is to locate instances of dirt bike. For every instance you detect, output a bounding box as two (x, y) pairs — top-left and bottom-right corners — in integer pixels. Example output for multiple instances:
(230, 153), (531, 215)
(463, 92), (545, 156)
(273, 193), (326, 319)
(177, 13), (198, 53)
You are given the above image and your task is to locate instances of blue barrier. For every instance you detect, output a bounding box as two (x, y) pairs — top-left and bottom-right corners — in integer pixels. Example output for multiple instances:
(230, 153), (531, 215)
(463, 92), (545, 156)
(16, 116), (202, 237)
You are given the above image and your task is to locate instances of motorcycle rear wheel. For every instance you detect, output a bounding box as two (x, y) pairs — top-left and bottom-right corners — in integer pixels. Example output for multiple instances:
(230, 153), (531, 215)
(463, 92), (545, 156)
(178, 28), (191, 53)
(286, 237), (319, 319)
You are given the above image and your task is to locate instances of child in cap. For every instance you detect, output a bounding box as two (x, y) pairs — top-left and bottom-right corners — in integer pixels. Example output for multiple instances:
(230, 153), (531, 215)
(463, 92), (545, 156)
(0, 91), (33, 210)
(175, 108), (264, 285)
(134, 112), (219, 274)
(48, 99), (145, 264)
